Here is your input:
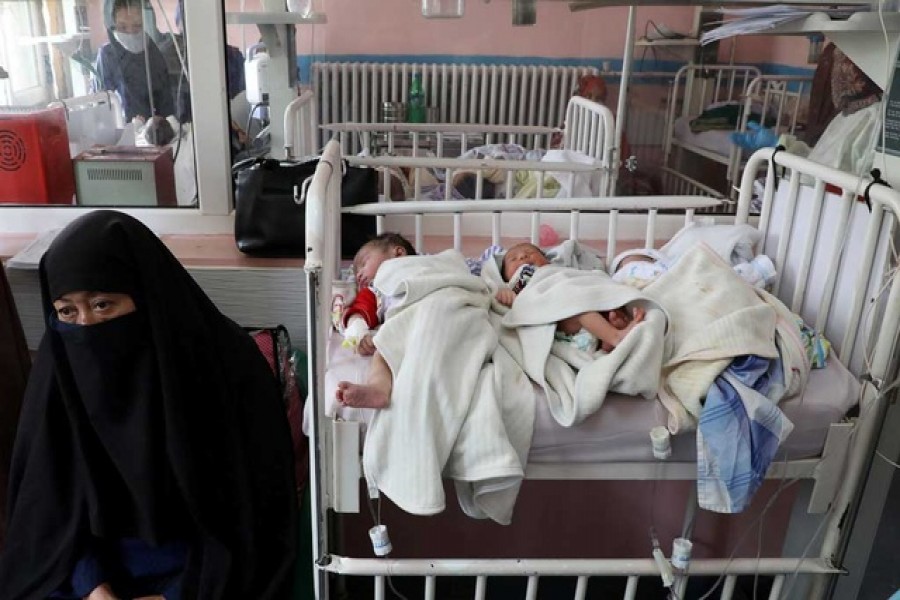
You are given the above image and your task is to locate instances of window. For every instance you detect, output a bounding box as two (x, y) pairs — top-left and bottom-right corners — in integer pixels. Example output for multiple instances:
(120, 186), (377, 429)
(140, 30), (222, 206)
(0, 0), (232, 233)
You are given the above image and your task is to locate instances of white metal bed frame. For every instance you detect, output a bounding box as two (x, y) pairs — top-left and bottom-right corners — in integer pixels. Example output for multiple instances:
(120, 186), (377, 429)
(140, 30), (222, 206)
(323, 96), (617, 199)
(303, 141), (900, 599)
(662, 65), (811, 203)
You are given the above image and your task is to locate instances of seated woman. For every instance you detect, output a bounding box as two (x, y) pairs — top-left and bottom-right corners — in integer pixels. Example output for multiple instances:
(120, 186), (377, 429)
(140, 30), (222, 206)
(0, 211), (297, 599)
(0, 266), (29, 548)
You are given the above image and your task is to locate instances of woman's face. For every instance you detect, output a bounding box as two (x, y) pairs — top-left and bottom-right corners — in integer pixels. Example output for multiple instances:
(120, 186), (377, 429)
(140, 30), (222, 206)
(53, 291), (137, 326)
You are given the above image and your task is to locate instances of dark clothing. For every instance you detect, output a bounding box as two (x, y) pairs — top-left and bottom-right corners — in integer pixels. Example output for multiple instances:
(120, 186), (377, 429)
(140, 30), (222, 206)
(95, 36), (175, 121)
(804, 43), (838, 146)
(158, 33), (246, 122)
(0, 267), (29, 550)
(50, 538), (187, 599)
(803, 43), (883, 146)
(0, 211), (298, 599)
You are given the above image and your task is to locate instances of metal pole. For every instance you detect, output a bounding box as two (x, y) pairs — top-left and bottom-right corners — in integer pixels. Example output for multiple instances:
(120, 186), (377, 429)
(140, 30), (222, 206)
(612, 5), (636, 195)
(305, 268), (329, 599)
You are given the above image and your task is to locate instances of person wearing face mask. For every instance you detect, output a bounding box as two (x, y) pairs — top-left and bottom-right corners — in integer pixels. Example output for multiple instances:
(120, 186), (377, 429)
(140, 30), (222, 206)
(0, 211), (298, 599)
(94, 0), (174, 122)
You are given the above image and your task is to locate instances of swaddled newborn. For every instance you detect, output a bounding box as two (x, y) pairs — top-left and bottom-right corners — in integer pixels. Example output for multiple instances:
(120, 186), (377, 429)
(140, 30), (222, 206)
(499, 243), (644, 353)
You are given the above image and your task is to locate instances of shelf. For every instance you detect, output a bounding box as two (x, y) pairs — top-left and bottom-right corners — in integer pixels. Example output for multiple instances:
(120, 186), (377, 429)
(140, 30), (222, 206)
(762, 10), (900, 35)
(569, 0), (870, 8)
(756, 11), (900, 89)
(225, 11), (326, 25)
(635, 37), (699, 47)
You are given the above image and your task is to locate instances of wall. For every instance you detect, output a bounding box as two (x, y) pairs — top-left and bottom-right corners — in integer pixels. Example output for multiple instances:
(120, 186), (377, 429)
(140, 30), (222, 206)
(227, 0), (702, 73)
(733, 34), (813, 72)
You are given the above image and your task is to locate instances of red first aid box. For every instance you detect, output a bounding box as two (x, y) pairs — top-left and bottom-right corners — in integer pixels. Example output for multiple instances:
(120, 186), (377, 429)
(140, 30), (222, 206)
(0, 106), (75, 205)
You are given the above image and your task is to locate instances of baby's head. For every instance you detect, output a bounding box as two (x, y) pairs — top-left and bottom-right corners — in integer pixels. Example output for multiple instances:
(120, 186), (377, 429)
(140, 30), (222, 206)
(353, 233), (416, 288)
(502, 243), (550, 281)
(610, 248), (663, 274)
(575, 75), (608, 105)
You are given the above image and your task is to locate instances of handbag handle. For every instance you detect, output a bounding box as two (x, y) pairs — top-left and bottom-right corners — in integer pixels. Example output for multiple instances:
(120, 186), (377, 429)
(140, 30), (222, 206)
(295, 158), (349, 205)
(295, 177), (310, 205)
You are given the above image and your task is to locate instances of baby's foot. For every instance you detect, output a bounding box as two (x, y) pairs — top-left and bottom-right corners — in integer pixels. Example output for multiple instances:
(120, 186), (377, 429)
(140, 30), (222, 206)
(336, 381), (391, 409)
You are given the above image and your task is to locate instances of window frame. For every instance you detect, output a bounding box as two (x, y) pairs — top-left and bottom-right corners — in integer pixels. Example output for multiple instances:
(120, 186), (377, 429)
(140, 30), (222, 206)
(0, 0), (234, 235)
(0, 1), (51, 106)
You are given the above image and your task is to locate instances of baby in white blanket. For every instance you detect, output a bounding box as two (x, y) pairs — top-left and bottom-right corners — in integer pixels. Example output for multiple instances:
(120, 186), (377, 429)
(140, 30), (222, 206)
(497, 242), (645, 352)
(611, 247), (776, 290)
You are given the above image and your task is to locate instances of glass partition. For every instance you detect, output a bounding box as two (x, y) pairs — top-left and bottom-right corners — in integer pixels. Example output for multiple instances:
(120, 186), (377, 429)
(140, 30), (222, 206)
(0, 0), (200, 207)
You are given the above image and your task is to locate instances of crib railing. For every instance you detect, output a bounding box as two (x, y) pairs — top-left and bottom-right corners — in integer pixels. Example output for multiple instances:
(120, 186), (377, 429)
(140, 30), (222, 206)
(304, 141), (900, 600)
(322, 122), (560, 158)
(343, 194), (721, 263)
(659, 166), (727, 201)
(738, 147), (900, 599)
(283, 89), (318, 159)
(322, 556), (839, 600)
(726, 75), (812, 193)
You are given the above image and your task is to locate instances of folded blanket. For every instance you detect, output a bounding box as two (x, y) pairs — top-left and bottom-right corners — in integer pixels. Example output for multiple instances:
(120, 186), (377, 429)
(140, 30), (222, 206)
(643, 243), (809, 433)
(366, 250), (533, 525)
(482, 256), (667, 426)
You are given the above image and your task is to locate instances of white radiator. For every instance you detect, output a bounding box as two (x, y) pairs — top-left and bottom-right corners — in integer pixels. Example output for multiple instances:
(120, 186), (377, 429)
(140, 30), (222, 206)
(312, 62), (598, 150)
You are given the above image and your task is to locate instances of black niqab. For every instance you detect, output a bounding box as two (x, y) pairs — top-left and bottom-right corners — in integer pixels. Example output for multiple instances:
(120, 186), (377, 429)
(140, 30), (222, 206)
(0, 211), (297, 599)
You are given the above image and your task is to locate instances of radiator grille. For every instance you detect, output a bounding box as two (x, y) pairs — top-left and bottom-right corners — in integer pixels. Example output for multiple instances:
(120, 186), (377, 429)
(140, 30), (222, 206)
(312, 62), (598, 149)
(86, 167), (144, 182)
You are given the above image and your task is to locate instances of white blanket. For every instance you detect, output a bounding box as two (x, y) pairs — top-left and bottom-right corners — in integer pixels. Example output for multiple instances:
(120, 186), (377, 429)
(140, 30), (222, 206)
(643, 243), (809, 433)
(365, 250), (533, 525)
(482, 258), (667, 426)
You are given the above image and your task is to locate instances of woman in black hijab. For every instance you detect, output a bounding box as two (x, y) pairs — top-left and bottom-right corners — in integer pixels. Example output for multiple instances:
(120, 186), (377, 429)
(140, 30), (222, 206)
(0, 211), (297, 599)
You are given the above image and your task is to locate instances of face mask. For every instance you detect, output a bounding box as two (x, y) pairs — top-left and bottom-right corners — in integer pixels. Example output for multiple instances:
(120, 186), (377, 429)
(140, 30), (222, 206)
(114, 30), (145, 54)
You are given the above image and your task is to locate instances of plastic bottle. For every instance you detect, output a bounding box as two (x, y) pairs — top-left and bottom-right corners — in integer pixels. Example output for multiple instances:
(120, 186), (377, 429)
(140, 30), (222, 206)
(408, 73), (426, 123)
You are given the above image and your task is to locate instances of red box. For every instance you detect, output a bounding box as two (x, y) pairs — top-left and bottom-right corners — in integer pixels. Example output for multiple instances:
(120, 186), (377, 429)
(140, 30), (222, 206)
(0, 106), (75, 205)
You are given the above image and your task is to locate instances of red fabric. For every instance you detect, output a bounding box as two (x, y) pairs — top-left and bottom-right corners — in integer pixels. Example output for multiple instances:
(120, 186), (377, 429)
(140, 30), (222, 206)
(249, 329), (308, 502)
(342, 287), (380, 329)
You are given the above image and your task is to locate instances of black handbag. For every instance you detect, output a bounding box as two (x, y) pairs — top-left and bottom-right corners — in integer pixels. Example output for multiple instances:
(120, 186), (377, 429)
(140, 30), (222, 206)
(233, 157), (377, 258)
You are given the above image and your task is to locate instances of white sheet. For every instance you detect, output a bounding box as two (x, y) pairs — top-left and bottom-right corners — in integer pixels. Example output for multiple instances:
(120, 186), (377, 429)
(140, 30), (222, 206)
(307, 332), (858, 464)
(673, 115), (734, 159)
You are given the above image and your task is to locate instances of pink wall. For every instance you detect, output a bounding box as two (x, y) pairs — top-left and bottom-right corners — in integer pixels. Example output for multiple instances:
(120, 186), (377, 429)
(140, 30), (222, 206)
(225, 0), (699, 61)
(86, 1), (806, 68)
(733, 34), (811, 68)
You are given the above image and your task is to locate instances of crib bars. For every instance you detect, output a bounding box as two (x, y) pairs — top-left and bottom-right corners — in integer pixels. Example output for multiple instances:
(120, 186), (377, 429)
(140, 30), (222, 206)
(304, 141), (900, 600)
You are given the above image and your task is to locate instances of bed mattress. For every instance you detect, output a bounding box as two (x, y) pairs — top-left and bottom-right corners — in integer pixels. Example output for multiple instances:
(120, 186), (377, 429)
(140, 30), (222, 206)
(673, 116), (734, 160)
(307, 331), (859, 464)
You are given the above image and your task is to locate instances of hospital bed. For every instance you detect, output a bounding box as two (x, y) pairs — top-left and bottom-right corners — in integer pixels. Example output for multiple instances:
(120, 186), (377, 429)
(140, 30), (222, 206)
(329, 96), (614, 201)
(661, 64), (811, 205)
(301, 139), (900, 599)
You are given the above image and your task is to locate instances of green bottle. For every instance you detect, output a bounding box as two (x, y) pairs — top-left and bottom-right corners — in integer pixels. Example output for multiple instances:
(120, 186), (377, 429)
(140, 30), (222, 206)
(408, 73), (426, 123)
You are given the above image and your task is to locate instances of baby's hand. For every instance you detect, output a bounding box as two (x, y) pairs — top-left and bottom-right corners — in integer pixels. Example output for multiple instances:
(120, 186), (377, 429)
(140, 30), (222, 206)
(341, 317), (370, 351)
(495, 288), (517, 307)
